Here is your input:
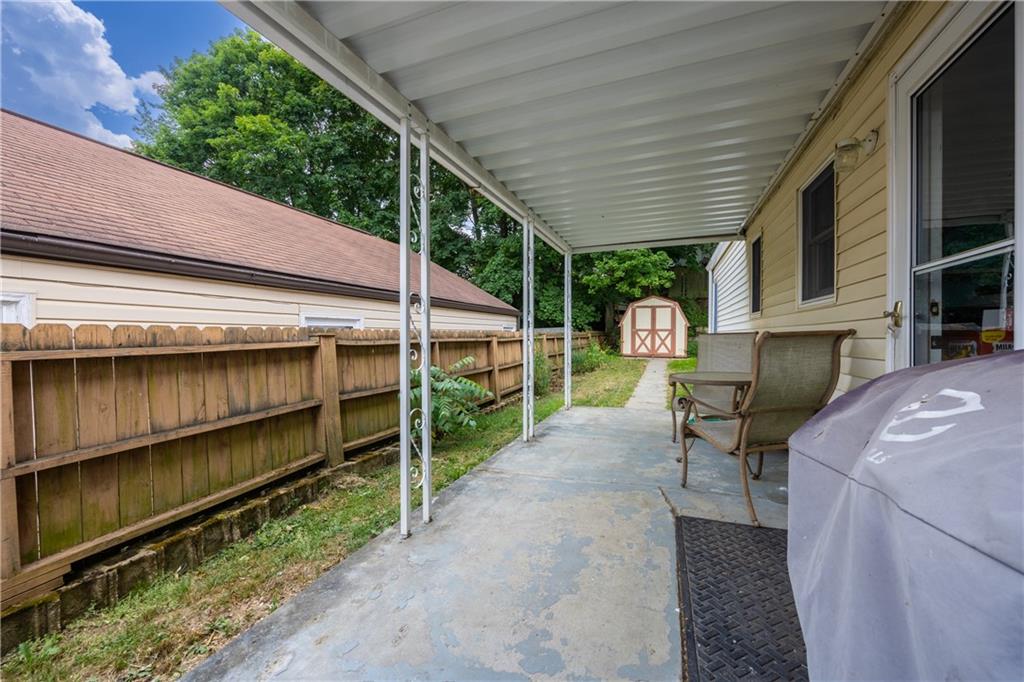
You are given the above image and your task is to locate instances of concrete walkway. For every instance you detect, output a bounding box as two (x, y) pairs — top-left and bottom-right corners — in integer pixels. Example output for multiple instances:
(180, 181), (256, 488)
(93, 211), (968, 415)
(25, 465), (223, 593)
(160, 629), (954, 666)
(189, 407), (788, 681)
(625, 357), (670, 410)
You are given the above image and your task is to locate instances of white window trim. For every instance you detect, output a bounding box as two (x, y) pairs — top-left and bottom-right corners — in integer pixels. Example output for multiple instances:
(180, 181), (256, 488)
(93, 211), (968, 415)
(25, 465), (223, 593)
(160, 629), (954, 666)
(0, 292), (35, 326)
(796, 155), (838, 308)
(888, 1), (1019, 371)
(299, 311), (364, 329)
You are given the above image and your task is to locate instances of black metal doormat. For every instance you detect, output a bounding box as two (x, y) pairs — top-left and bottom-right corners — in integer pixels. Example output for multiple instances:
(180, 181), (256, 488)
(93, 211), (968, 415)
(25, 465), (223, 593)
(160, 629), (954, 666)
(675, 516), (808, 682)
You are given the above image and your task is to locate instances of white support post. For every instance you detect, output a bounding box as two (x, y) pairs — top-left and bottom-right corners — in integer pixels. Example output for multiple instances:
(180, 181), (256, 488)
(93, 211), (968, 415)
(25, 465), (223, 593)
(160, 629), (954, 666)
(521, 217), (530, 442)
(418, 128), (433, 524)
(527, 219), (536, 439)
(563, 249), (572, 409)
(399, 114), (412, 538)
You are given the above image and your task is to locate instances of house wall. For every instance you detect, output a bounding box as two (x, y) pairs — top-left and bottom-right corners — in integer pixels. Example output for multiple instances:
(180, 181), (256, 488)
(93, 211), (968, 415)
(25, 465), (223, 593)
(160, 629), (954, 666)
(0, 256), (518, 331)
(708, 242), (750, 333)
(718, 2), (946, 395)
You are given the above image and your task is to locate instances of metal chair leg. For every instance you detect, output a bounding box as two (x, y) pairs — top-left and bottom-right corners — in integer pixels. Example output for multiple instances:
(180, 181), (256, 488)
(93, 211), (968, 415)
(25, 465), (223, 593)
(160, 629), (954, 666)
(745, 452), (765, 479)
(680, 431), (690, 488)
(739, 447), (761, 528)
(679, 407), (692, 487)
(675, 401), (692, 481)
(671, 394), (678, 443)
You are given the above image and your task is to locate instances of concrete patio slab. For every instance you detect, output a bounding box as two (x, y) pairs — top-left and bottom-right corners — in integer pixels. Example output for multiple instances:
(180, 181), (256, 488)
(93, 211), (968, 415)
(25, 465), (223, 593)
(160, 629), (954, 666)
(188, 406), (788, 681)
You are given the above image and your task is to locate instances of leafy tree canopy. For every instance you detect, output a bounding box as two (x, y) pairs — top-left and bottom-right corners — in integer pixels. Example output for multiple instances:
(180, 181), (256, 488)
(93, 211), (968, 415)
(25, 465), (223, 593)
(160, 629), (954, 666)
(135, 30), (712, 330)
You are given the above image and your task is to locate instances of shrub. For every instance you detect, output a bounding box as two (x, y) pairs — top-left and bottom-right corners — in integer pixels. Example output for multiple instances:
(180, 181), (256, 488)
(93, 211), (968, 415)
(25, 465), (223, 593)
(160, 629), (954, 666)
(571, 342), (612, 374)
(533, 348), (552, 397)
(410, 356), (493, 439)
(679, 297), (708, 331)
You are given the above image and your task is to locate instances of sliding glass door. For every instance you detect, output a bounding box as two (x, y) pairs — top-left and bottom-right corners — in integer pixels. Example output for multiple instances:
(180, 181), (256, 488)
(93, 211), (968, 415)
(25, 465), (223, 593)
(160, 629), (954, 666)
(911, 6), (1015, 365)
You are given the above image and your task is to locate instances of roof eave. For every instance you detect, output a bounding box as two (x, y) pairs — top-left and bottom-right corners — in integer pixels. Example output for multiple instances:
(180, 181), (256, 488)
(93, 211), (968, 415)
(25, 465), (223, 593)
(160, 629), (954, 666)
(0, 229), (520, 318)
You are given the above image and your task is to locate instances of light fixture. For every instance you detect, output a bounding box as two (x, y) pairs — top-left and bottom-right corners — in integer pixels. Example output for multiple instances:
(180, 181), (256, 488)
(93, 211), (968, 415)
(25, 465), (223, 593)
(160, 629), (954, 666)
(835, 129), (879, 171)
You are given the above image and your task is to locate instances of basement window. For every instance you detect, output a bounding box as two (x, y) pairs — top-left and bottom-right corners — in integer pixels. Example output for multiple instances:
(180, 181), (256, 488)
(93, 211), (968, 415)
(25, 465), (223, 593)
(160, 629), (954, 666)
(300, 313), (364, 329)
(1, 292), (34, 325)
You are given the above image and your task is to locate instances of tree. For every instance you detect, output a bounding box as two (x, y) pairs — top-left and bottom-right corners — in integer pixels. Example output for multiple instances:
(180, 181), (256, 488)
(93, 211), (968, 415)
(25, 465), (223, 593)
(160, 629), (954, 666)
(580, 249), (676, 300)
(470, 229), (600, 329)
(135, 30), (474, 275)
(134, 30), (712, 330)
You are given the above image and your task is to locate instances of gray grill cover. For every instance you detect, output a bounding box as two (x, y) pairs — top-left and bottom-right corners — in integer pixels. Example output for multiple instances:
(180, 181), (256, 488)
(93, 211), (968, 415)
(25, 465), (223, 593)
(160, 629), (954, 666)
(788, 351), (1024, 680)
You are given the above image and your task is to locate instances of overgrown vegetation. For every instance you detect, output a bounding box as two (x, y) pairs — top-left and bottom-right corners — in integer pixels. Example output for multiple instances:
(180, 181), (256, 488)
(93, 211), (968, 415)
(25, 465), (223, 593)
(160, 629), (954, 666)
(571, 341), (613, 374)
(1, 365), (645, 682)
(410, 356), (492, 437)
(533, 348), (552, 397)
(680, 298), (707, 339)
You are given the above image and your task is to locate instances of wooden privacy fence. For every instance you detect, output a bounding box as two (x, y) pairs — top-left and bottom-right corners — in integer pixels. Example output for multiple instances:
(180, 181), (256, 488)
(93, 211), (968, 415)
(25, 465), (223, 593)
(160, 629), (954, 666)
(0, 324), (602, 608)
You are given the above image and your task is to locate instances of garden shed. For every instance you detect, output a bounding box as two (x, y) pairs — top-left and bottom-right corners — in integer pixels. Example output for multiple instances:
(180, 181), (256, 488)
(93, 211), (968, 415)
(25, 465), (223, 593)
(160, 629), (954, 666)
(619, 295), (688, 358)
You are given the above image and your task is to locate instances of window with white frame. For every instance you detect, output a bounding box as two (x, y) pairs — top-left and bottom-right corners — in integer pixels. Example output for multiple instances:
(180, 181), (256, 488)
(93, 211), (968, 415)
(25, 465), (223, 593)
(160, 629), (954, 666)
(1, 292), (34, 325)
(800, 163), (836, 303)
(299, 312), (364, 329)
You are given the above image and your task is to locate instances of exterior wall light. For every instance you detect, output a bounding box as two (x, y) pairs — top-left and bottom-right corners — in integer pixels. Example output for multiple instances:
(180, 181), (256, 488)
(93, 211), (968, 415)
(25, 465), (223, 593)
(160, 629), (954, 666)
(835, 129), (879, 171)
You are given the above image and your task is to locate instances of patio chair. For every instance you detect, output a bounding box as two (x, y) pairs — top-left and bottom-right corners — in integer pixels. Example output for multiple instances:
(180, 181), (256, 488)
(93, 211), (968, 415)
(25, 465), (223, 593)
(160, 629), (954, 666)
(670, 332), (757, 442)
(680, 329), (855, 526)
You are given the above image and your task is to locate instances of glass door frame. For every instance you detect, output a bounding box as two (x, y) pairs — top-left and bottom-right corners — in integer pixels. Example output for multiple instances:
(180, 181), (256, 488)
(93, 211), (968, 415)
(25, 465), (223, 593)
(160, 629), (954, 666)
(888, 1), (1021, 371)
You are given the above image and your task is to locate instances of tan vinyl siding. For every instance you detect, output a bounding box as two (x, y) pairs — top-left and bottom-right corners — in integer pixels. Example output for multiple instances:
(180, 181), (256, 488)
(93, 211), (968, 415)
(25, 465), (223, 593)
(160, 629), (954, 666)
(0, 256), (517, 331)
(711, 242), (750, 332)
(738, 1), (946, 395)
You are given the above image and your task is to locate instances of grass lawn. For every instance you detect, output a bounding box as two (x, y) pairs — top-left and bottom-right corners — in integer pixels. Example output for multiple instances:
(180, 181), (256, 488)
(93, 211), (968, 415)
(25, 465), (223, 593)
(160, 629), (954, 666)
(2, 357), (645, 682)
(572, 354), (647, 407)
(666, 356), (698, 408)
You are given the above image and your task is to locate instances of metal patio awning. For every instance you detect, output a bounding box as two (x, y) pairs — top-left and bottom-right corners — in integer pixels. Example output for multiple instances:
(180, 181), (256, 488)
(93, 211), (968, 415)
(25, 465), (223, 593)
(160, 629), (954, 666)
(223, 1), (889, 254)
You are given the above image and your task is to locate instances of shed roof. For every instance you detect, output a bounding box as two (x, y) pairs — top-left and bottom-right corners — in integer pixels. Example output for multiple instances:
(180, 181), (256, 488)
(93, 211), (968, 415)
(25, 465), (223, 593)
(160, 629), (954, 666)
(0, 110), (518, 317)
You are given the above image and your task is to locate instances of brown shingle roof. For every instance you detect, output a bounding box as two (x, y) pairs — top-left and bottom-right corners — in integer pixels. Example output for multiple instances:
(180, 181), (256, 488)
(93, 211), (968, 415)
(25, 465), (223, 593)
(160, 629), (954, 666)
(0, 110), (518, 316)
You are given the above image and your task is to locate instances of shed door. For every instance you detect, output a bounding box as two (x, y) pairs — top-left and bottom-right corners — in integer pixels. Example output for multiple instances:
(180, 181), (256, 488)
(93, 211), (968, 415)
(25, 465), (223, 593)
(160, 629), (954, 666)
(632, 305), (675, 357)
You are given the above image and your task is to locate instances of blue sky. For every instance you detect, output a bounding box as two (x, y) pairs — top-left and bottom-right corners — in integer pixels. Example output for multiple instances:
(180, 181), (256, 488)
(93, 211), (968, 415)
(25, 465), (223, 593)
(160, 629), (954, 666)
(1, 1), (245, 146)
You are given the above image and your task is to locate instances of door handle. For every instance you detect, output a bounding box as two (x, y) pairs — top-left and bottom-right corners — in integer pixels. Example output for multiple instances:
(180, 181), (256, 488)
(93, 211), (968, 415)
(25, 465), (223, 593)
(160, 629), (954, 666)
(883, 300), (904, 328)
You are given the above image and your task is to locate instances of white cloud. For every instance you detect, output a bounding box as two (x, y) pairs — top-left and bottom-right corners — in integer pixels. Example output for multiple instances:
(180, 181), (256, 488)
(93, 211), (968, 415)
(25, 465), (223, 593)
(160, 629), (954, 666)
(130, 70), (166, 98)
(1, 0), (165, 147)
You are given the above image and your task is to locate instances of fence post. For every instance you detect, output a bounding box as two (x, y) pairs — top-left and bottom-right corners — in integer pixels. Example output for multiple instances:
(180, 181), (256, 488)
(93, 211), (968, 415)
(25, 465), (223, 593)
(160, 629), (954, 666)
(1, 361), (20, 578)
(312, 331), (344, 466)
(489, 335), (500, 404)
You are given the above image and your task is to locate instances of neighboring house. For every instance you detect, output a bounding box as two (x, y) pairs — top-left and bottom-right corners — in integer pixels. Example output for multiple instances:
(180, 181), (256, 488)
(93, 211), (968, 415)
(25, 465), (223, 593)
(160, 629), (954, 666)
(0, 111), (519, 331)
(707, 2), (1018, 395)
